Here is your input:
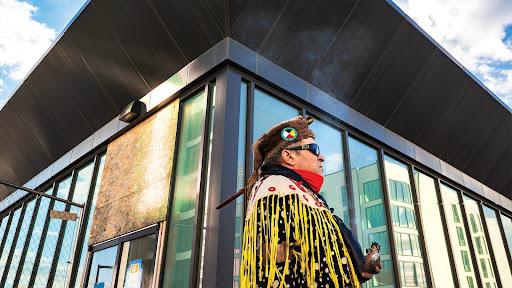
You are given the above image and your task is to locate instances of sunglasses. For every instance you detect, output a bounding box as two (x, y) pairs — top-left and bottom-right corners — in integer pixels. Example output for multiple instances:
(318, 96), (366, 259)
(286, 143), (321, 156)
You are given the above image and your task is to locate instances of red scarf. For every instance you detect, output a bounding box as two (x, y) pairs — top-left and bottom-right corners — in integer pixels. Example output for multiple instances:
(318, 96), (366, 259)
(292, 169), (324, 194)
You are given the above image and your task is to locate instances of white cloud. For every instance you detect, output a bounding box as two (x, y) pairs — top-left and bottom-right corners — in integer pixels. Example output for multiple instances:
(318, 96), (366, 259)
(0, 0), (56, 81)
(393, 0), (512, 108)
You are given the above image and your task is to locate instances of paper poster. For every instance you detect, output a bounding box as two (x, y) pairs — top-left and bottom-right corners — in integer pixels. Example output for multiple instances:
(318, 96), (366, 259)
(125, 259), (143, 288)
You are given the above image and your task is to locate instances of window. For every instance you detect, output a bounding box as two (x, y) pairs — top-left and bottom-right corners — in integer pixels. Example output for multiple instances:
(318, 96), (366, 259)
(413, 170), (454, 287)
(118, 235), (158, 287)
(86, 246), (118, 288)
(163, 89), (209, 287)
(348, 137), (395, 287)
(441, 184), (478, 288)
(457, 227), (467, 246)
(482, 206), (512, 285)
(463, 196), (497, 287)
(384, 155), (426, 286)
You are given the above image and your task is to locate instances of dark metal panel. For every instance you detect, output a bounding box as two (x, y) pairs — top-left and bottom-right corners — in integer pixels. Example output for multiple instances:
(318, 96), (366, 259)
(8, 85), (72, 158)
(258, 0), (357, 79)
(311, 1), (403, 104)
(69, 4), (149, 109)
(92, 1), (188, 90)
(351, 22), (437, 123)
(149, 0), (226, 62)
(0, 103), (51, 167)
(228, 0), (288, 51)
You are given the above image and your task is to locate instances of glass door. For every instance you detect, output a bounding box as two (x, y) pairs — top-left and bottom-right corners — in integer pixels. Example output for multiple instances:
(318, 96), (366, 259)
(85, 230), (158, 288)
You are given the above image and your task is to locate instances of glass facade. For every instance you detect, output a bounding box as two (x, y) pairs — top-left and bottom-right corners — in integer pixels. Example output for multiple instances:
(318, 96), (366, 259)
(440, 184), (478, 288)
(463, 196), (497, 288)
(348, 137), (394, 288)
(482, 206), (512, 286)
(0, 66), (511, 288)
(383, 156), (426, 287)
(163, 89), (208, 287)
(413, 170), (455, 287)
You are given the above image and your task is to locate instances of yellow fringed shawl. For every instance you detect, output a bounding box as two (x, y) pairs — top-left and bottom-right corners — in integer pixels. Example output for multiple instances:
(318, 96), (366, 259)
(240, 175), (361, 288)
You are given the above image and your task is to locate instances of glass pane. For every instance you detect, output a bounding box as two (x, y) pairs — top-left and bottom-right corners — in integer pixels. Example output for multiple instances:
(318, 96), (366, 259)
(163, 89), (207, 287)
(51, 162), (96, 288)
(0, 207), (22, 277)
(348, 137), (395, 288)
(252, 88), (299, 142)
(4, 199), (36, 287)
(17, 187), (53, 287)
(310, 119), (348, 222)
(503, 215), (512, 256)
(121, 234), (157, 288)
(463, 196), (497, 287)
(33, 175), (73, 287)
(86, 246), (118, 288)
(233, 81), (248, 288)
(440, 184), (477, 288)
(383, 156), (426, 287)
(0, 216), (8, 241)
(75, 154), (107, 288)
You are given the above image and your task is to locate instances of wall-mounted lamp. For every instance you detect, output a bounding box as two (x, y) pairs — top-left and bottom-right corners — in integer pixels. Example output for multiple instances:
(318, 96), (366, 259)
(119, 100), (146, 123)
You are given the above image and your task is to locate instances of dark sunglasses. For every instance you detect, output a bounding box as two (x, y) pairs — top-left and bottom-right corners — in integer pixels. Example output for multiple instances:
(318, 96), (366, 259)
(286, 143), (321, 156)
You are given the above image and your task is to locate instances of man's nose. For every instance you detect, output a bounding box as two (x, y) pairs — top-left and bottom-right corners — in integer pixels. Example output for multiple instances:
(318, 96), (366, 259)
(318, 154), (325, 162)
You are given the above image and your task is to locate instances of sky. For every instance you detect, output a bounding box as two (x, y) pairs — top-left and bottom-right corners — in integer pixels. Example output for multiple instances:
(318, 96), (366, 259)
(0, 0), (511, 110)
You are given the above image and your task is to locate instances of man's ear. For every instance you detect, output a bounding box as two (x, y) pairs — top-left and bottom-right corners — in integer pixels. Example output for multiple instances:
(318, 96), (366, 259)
(281, 149), (296, 166)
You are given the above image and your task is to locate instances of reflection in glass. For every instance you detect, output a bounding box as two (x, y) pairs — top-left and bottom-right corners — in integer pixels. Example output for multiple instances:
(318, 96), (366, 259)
(33, 176), (72, 287)
(252, 88), (299, 141)
(463, 196), (497, 287)
(75, 154), (107, 288)
(348, 137), (395, 288)
(86, 246), (118, 288)
(502, 215), (512, 263)
(309, 119), (348, 222)
(4, 199), (36, 287)
(120, 234), (157, 288)
(233, 81), (248, 288)
(413, 170), (454, 287)
(0, 207), (22, 277)
(0, 216), (8, 242)
(50, 162), (95, 288)
(440, 184), (477, 288)
(17, 187), (53, 287)
(163, 89), (207, 287)
(383, 156), (426, 287)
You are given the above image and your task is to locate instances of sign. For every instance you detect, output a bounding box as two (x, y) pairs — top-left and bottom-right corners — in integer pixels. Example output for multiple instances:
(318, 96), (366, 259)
(125, 259), (143, 288)
(49, 210), (78, 221)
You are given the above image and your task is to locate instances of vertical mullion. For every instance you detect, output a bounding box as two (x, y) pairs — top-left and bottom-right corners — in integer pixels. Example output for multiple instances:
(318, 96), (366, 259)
(341, 130), (357, 235)
(12, 196), (42, 287)
(478, 202), (502, 287)
(458, 191), (484, 288)
(496, 212), (512, 271)
(0, 202), (27, 286)
(433, 179), (460, 287)
(67, 155), (102, 287)
(407, 165), (433, 287)
(377, 149), (402, 288)
(46, 169), (79, 287)
(189, 84), (212, 288)
(244, 80), (254, 211)
(27, 181), (60, 287)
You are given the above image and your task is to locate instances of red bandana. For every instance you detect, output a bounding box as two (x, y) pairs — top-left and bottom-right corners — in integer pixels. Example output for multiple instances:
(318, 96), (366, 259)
(292, 169), (324, 194)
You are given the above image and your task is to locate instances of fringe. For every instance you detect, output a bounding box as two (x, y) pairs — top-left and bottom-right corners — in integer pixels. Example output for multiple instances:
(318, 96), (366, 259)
(240, 193), (361, 288)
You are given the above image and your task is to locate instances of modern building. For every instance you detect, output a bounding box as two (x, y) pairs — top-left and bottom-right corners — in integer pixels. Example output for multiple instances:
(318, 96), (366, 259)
(0, 1), (510, 288)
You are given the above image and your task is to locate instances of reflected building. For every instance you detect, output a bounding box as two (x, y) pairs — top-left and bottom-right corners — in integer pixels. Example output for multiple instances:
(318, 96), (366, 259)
(0, 1), (510, 288)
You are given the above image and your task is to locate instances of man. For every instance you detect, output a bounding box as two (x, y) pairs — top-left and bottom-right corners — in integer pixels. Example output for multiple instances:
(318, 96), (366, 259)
(219, 116), (381, 288)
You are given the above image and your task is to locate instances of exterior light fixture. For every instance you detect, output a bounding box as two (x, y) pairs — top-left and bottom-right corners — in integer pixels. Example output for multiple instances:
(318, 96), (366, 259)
(119, 100), (146, 123)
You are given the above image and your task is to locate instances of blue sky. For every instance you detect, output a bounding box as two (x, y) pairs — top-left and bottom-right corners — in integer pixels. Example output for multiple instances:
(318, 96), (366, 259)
(0, 0), (511, 110)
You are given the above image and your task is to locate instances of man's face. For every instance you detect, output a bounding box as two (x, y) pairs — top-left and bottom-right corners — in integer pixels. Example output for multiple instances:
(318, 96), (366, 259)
(287, 137), (325, 175)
